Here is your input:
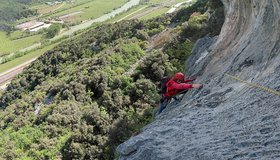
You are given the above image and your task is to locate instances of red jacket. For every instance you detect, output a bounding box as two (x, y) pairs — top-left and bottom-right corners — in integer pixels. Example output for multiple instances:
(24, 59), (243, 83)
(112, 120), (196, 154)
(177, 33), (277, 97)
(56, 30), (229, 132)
(164, 78), (193, 98)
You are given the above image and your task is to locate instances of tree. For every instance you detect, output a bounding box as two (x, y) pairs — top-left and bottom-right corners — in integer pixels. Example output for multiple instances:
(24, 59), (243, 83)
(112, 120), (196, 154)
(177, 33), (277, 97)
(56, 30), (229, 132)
(45, 24), (61, 39)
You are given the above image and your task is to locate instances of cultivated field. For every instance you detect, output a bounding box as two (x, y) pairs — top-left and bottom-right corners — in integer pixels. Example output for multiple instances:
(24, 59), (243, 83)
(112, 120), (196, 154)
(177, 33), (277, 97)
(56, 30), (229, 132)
(0, 32), (42, 56)
(36, 3), (65, 14)
(31, 0), (90, 16)
(0, 42), (58, 74)
(0, 0), (128, 56)
(109, 0), (194, 21)
(140, 7), (170, 20)
(0, 0), (195, 76)
(41, 0), (127, 24)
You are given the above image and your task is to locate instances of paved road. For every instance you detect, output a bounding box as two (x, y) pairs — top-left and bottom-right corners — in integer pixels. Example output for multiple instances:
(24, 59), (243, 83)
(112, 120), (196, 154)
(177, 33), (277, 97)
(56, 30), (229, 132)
(0, 58), (37, 90)
(1, 0), (140, 63)
(0, 0), (141, 91)
(53, 0), (140, 40)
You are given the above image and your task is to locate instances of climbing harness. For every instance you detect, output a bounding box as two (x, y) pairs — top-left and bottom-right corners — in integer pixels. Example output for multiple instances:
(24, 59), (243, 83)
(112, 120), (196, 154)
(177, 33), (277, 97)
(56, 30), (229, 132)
(225, 73), (280, 97)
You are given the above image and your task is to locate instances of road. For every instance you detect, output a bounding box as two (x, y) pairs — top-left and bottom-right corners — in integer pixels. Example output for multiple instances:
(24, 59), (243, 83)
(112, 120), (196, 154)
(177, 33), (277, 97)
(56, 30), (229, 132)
(52, 0), (140, 40)
(0, 58), (37, 90)
(1, 0), (141, 64)
(0, 0), (141, 91)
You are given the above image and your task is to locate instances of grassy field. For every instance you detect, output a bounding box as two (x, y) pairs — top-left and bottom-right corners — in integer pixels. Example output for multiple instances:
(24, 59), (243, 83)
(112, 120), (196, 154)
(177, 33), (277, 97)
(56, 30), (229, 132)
(172, 0), (195, 5)
(138, 0), (195, 20)
(9, 31), (24, 39)
(44, 0), (127, 24)
(1, 0), (127, 55)
(107, 0), (193, 21)
(31, 0), (90, 15)
(0, 32), (42, 56)
(106, 5), (147, 23)
(35, 3), (66, 14)
(0, 42), (59, 74)
(0, 0), (137, 72)
(0, 0), (198, 81)
(106, 4), (167, 23)
(1, 0), (195, 72)
(148, 0), (163, 4)
(140, 7), (170, 20)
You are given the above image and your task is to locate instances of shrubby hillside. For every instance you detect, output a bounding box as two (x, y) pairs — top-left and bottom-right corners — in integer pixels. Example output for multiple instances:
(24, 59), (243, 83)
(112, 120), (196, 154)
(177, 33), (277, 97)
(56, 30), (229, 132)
(0, 0), (224, 159)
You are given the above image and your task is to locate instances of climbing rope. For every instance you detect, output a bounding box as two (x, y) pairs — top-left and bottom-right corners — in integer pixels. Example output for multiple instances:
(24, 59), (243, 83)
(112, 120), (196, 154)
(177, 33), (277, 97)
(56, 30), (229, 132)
(225, 73), (280, 97)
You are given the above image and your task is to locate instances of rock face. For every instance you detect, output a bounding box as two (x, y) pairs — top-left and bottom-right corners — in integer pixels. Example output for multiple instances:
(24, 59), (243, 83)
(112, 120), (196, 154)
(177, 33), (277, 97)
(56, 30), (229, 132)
(117, 0), (280, 159)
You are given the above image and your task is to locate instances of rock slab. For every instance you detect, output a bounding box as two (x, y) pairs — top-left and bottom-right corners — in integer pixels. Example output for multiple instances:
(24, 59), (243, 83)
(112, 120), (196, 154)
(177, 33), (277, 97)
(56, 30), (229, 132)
(117, 1), (280, 159)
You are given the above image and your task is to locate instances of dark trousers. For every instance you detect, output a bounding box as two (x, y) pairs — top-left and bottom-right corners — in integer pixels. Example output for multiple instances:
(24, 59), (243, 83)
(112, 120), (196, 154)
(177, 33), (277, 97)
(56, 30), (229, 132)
(158, 96), (171, 114)
(158, 94), (183, 114)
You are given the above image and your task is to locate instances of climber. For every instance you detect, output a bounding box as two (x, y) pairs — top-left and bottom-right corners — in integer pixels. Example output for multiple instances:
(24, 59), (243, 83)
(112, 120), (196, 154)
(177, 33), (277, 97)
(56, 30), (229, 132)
(158, 72), (203, 114)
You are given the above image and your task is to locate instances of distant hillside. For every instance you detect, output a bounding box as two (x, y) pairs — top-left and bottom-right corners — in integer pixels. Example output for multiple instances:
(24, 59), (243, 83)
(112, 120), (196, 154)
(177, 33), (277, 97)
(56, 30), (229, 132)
(0, 0), (68, 31)
(0, 0), (224, 159)
(0, 0), (36, 31)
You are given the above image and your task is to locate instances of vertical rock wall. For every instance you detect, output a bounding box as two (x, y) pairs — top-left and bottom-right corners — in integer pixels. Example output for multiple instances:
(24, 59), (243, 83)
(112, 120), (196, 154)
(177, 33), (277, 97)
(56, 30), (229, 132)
(117, 1), (280, 159)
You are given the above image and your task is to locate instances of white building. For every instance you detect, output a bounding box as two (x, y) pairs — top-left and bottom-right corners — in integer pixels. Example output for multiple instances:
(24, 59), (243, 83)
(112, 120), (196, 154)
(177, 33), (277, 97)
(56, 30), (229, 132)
(16, 21), (52, 32)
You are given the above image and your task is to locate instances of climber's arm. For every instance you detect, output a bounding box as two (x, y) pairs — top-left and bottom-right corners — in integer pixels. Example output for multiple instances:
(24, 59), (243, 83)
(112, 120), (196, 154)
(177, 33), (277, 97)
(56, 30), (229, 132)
(171, 83), (193, 90)
(171, 83), (203, 90)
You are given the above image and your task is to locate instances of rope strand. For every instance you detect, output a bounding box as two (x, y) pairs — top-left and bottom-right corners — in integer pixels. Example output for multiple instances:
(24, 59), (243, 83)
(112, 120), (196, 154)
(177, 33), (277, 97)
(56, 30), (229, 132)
(225, 73), (280, 97)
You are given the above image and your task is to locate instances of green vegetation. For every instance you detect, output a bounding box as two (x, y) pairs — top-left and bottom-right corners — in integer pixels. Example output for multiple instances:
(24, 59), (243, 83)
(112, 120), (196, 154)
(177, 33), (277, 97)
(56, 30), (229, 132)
(34, 0), (92, 18)
(0, 42), (58, 73)
(109, 0), (197, 21)
(41, 0), (126, 25)
(0, 0), (41, 31)
(0, 0), (130, 59)
(106, 5), (148, 23)
(181, 12), (209, 41)
(171, 0), (208, 23)
(0, 34), (71, 67)
(0, 32), (41, 55)
(35, 3), (66, 14)
(0, 20), (167, 159)
(140, 8), (170, 20)
(0, 0), (224, 159)
(147, 0), (164, 5)
(45, 24), (62, 38)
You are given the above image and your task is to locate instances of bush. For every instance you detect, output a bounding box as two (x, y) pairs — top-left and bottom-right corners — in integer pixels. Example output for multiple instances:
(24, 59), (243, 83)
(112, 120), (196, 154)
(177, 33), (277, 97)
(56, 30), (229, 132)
(181, 12), (208, 40)
(45, 24), (62, 39)
(10, 126), (44, 151)
(136, 51), (174, 82)
(104, 107), (154, 159)
(164, 39), (194, 71)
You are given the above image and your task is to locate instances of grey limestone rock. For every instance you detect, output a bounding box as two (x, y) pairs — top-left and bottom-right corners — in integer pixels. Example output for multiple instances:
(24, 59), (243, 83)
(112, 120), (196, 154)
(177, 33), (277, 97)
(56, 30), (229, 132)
(117, 0), (280, 159)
